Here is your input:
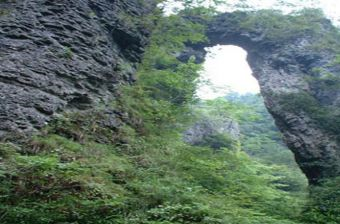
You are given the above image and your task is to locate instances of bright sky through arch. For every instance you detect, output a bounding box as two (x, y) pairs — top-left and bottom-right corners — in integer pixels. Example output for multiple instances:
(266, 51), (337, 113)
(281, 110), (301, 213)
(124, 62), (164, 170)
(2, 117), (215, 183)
(196, 45), (260, 100)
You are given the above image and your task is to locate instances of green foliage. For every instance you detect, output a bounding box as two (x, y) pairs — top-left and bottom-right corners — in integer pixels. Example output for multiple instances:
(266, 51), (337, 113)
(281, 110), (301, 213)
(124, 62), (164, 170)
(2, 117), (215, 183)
(310, 22), (340, 53)
(0, 88), (308, 224)
(307, 71), (340, 90)
(0, 9), (7, 16)
(140, 57), (202, 106)
(198, 93), (308, 192)
(0, 117), (307, 224)
(144, 15), (206, 56)
(0, 138), (132, 223)
(116, 85), (177, 135)
(226, 94), (293, 163)
(332, 55), (340, 65)
(239, 9), (326, 44)
(225, 93), (307, 191)
(301, 177), (340, 224)
(197, 133), (238, 150)
(114, 14), (206, 136)
(0, 0), (12, 16)
(194, 97), (256, 122)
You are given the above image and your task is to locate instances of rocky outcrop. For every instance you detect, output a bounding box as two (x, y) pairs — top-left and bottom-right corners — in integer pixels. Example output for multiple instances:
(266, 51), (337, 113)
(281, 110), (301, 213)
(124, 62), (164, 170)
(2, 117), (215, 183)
(185, 11), (340, 184)
(183, 117), (240, 147)
(0, 0), (156, 138)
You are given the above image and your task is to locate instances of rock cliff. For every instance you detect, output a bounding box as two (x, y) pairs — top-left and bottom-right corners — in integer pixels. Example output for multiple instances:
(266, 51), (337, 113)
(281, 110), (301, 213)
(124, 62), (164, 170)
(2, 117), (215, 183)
(0, 0), (156, 138)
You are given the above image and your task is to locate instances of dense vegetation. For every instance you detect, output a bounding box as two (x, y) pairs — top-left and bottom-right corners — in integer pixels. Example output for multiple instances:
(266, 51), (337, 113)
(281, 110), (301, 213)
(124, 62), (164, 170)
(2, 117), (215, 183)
(0, 121), (307, 223)
(225, 94), (292, 161)
(1, 1), (340, 223)
(239, 9), (326, 44)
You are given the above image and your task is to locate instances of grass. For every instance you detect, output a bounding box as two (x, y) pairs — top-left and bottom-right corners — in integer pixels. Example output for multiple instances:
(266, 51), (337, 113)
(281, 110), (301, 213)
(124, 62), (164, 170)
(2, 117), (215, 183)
(0, 109), (307, 224)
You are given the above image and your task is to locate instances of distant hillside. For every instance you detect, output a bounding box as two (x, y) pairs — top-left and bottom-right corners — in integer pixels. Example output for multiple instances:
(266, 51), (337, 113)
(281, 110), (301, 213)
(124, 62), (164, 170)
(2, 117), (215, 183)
(225, 93), (296, 166)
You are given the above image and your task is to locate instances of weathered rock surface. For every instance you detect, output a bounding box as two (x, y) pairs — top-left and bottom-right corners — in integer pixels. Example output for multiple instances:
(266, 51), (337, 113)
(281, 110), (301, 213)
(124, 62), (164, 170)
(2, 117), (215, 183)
(183, 117), (240, 146)
(0, 0), (156, 138)
(186, 11), (340, 184)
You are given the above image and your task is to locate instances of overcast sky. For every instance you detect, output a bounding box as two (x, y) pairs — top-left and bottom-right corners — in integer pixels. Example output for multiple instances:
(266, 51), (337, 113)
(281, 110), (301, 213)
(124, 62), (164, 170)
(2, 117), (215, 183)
(196, 45), (259, 99)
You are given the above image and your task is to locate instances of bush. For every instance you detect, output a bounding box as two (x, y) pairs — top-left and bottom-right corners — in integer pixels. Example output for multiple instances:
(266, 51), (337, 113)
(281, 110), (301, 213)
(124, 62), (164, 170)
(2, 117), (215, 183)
(197, 133), (238, 150)
(301, 177), (340, 224)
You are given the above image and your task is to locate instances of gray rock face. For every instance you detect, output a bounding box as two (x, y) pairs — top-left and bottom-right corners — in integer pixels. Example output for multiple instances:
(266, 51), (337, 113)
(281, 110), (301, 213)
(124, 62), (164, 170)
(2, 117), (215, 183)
(183, 117), (240, 146)
(0, 0), (156, 138)
(186, 12), (340, 184)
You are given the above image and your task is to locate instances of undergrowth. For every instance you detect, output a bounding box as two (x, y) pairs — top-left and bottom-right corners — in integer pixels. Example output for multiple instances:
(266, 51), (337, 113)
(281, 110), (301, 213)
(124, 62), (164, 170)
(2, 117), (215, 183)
(0, 110), (307, 223)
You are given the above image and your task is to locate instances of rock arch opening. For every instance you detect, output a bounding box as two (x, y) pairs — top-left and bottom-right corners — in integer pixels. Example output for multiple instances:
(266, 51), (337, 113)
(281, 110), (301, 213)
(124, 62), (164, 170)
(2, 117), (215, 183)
(197, 45), (259, 99)
(196, 44), (307, 185)
(185, 11), (340, 184)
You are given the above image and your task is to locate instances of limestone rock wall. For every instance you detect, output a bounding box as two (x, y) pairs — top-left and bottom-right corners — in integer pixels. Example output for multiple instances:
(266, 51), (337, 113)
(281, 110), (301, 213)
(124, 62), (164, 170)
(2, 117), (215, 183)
(0, 0), (156, 138)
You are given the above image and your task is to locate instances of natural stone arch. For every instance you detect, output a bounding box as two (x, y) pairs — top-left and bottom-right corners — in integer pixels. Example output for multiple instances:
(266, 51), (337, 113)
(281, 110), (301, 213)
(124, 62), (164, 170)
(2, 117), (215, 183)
(183, 11), (340, 184)
(1, 0), (339, 185)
